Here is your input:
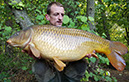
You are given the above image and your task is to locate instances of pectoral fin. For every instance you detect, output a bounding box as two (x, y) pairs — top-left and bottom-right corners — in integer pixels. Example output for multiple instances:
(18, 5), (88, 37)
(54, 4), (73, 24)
(91, 53), (98, 58)
(29, 44), (40, 58)
(85, 50), (98, 58)
(53, 57), (66, 71)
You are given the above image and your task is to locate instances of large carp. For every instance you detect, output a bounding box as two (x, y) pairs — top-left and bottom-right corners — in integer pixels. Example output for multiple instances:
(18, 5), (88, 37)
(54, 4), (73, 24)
(7, 25), (128, 71)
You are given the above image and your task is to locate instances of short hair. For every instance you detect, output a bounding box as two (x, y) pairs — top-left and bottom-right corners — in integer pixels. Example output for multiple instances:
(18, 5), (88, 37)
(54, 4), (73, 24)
(47, 2), (63, 15)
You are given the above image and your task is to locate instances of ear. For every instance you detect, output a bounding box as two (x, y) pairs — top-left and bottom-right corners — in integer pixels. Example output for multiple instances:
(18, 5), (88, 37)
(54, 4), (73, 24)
(45, 14), (50, 21)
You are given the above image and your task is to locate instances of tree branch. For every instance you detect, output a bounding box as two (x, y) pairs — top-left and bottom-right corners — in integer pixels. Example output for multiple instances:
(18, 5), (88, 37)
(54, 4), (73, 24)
(8, 0), (34, 29)
(87, 0), (96, 31)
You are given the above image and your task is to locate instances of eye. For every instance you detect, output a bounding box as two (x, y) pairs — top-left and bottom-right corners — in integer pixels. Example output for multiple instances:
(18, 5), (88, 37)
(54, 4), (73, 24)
(14, 32), (20, 36)
(61, 13), (64, 17)
(54, 13), (59, 16)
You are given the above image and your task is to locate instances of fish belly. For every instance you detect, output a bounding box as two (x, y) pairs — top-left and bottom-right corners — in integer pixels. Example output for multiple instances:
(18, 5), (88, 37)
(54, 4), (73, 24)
(31, 26), (110, 61)
(32, 34), (94, 61)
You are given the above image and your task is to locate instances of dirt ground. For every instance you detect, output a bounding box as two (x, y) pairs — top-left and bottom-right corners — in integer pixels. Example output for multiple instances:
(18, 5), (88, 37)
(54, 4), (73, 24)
(9, 70), (37, 82)
(9, 68), (129, 82)
(105, 68), (129, 82)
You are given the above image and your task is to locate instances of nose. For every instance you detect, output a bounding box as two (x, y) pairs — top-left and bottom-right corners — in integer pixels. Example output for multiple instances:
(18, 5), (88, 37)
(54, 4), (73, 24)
(58, 14), (63, 20)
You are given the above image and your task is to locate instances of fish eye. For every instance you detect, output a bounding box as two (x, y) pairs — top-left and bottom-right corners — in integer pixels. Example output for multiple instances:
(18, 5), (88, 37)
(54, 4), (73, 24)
(14, 32), (20, 36)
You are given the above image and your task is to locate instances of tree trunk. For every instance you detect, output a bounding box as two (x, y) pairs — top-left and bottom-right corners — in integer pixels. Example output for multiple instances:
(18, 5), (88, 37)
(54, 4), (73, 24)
(102, 13), (111, 40)
(98, 0), (111, 40)
(87, 0), (96, 31)
(12, 9), (34, 29)
(8, 0), (34, 29)
(86, 0), (100, 73)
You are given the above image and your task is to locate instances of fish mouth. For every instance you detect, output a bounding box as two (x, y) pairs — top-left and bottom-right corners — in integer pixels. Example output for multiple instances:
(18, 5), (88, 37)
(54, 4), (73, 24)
(6, 40), (11, 45)
(6, 40), (19, 47)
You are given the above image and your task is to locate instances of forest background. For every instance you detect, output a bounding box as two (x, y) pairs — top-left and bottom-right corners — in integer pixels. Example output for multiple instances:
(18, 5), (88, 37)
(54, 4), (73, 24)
(0, 0), (129, 82)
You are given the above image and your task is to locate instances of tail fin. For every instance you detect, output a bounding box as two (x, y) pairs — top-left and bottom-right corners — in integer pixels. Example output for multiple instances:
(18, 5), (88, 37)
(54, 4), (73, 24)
(106, 41), (128, 71)
(111, 42), (128, 55)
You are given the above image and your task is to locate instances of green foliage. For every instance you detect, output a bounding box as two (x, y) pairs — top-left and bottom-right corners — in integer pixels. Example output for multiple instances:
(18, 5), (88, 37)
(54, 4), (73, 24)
(0, 26), (12, 39)
(76, 16), (87, 23)
(63, 15), (89, 29)
(9, 1), (25, 10)
(62, 0), (81, 17)
(81, 68), (117, 82)
(22, 66), (28, 70)
(0, 72), (11, 82)
(63, 15), (70, 24)
(0, 1), (33, 81)
(81, 66), (117, 82)
(0, 0), (128, 81)
(88, 16), (94, 22)
(23, 0), (49, 25)
(82, 53), (113, 81)
(95, 0), (129, 45)
(98, 54), (110, 65)
(89, 57), (96, 63)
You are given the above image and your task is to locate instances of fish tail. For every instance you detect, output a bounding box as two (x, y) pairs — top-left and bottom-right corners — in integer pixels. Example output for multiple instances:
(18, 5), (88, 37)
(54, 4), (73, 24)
(106, 41), (128, 71)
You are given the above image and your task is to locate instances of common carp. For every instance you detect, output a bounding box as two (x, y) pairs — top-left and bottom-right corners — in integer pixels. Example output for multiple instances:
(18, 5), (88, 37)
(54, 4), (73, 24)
(7, 25), (128, 71)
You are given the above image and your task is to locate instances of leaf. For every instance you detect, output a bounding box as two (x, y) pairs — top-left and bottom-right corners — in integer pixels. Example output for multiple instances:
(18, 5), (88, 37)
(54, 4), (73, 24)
(81, 16), (87, 23)
(76, 16), (87, 23)
(75, 11), (78, 14)
(89, 57), (96, 63)
(112, 77), (117, 82)
(88, 16), (94, 21)
(94, 75), (99, 81)
(39, 20), (46, 25)
(20, 16), (24, 20)
(68, 21), (75, 28)
(81, 24), (88, 31)
(29, 70), (33, 74)
(0, 26), (1, 30)
(76, 16), (82, 19)
(36, 15), (44, 20)
(89, 72), (94, 77)
(22, 66), (28, 70)
(5, 26), (12, 32)
(105, 76), (112, 81)
(102, 33), (107, 37)
(103, 0), (110, 3)
(105, 58), (109, 65)
(4, 26), (12, 35)
(63, 15), (70, 24)
(18, 2), (25, 7)
(41, 20), (46, 24)
(36, 9), (42, 14)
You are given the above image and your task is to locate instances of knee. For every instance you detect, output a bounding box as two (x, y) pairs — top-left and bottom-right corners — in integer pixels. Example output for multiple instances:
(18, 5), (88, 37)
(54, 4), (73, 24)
(32, 59), (55, 82)
(32, 59), (47, 77)
(64, 59), (88, 80)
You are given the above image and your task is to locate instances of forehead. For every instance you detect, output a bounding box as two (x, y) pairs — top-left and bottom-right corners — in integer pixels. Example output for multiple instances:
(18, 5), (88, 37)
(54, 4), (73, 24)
(50, 4), (64, 14)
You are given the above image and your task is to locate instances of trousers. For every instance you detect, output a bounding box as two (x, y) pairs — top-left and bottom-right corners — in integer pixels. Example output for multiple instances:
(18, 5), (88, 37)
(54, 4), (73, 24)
(32, 59), (88, 82)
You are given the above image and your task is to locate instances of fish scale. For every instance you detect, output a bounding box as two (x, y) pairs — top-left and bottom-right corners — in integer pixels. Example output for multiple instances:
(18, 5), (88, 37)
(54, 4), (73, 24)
(7, 25), (128, 71)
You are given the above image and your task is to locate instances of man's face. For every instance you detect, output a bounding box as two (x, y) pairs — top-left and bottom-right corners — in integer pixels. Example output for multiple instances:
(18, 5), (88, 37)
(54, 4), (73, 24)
(46, 4), (64, 26)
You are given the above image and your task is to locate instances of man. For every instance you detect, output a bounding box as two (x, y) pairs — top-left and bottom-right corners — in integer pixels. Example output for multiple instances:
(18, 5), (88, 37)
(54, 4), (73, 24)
(45, 2), (64, 26)
(32, 2), (88, 82)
